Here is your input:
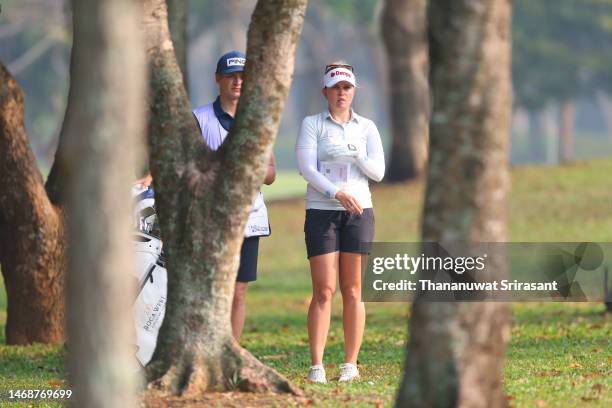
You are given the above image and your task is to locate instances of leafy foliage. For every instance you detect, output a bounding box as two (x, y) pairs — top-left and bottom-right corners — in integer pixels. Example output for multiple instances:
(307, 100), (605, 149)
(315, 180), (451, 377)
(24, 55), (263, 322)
(324, 0), (379, 26)
(513, 0), (612, 109)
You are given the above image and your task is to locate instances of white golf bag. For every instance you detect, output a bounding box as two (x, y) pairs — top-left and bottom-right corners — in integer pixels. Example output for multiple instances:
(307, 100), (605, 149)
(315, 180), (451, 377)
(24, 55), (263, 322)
(131, 185), (167, 366)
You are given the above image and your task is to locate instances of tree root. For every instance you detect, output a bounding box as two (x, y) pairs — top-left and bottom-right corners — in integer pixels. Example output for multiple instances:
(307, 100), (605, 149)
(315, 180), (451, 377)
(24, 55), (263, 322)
(145, 339), (303, 398)
(228, 341), (302, 395)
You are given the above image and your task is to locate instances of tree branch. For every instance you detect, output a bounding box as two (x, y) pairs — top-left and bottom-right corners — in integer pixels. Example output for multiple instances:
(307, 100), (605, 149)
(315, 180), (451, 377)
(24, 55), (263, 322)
(7, 35), (57, 76)
(142, 0), (213, 252)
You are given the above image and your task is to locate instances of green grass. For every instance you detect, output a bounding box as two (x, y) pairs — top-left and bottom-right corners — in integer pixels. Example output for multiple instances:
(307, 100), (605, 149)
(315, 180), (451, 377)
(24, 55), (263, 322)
(504, 304), (610, 407)
(509, 160), (612, 241)
(0, 343), (66, 407)
(2, 159), (612, 407)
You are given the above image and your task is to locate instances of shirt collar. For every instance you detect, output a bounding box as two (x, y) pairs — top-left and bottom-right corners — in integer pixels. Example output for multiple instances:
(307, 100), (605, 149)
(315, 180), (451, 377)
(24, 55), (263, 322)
(325, 108), (360, 124)
(213, 96), (234, 131)
(213, 96), (230, 118)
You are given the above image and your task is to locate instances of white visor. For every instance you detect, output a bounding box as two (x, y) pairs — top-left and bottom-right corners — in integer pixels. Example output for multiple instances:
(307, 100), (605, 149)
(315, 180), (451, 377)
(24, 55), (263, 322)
(323, 67), (356, 88)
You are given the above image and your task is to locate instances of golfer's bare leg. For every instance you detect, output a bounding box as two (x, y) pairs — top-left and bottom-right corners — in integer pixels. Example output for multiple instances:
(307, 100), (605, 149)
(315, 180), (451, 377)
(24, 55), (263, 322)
(308, 252), (339, 365)
(339, 252), (365, 364)
(231, 281), (248, 341)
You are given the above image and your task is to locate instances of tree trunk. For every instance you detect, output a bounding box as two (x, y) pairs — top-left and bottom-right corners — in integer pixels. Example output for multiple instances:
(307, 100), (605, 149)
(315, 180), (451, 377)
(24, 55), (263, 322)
(300, 1), (334, 116)
(142, 0), (306, 396)
(0, 62), (66, 345)
(381, 0), (429, 182)
(167, 0), (189, 91)
(396, 0), (512, 407)
(63, 0), (145, 406)
(605, 267), (612, 313)
(220, 0), (249, 54)
(527, 109), (546, 163)
(542, 105), (560, 164)
(558, 100), (574, 164)
(596, 91), (612, 142)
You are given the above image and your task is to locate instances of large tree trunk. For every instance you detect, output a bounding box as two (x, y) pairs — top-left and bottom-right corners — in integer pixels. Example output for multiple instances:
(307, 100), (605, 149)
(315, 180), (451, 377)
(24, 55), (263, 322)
(0, 62), (66, 345)
(143, 0), (307, 396)
(558, 99), (574, 164)
(396, 0), (512, 407)
(381, 0), (429, 182)
(167, 0), (189, 91)
(63, 0), (145, 406)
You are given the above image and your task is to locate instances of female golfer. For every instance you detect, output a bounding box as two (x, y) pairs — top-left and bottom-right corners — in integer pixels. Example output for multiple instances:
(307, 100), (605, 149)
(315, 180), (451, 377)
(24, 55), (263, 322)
(296, 62), (385, 383)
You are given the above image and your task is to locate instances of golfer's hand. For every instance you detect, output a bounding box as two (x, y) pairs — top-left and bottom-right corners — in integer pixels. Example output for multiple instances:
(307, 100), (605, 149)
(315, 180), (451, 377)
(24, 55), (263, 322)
(135, 173), (153, 187)
(335, 190), (363, 215)
(327, 143), (359, 160)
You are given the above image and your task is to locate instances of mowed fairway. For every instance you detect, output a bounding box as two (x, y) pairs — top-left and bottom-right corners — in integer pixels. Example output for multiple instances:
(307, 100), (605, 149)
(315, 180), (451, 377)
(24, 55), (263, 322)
(1, 160), (612, 407)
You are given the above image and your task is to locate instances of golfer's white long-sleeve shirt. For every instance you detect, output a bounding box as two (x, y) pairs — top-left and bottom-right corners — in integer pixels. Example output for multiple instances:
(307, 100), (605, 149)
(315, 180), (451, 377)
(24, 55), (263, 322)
(296, 110), (385, 210)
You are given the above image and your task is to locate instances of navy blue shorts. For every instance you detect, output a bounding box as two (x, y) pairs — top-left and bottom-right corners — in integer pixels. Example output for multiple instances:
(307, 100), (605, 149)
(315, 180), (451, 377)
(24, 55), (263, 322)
(237, 236), (259, 282)
(304, 209), (375, 258)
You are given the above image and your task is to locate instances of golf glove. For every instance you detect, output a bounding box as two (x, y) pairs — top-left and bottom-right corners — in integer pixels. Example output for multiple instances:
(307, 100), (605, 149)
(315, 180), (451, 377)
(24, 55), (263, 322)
(327, 143), (360, 159)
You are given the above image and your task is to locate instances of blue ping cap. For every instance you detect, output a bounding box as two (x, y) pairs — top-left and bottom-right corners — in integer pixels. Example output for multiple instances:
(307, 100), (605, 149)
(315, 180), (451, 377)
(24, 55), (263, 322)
(216, 51), (246, 74)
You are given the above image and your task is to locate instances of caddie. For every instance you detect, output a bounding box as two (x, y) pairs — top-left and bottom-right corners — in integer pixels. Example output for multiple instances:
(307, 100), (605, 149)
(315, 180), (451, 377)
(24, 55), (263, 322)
(192, 50), (276, 341)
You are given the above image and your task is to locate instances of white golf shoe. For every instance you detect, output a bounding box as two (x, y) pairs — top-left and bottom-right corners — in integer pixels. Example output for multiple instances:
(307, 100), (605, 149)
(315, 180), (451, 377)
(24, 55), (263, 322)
(338, 363), (359, 382)
(307, 364), (327, 384)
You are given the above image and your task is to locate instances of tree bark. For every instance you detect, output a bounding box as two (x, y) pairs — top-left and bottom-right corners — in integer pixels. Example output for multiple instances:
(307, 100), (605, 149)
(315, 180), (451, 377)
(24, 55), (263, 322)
(167, 0), (189, 91)
(381, 0), (430, 182)
(396, 0), (512, 407)
(142, 0), (306, 396)
(0, 62), (66, 345)
(62, 0), (145, 406)
(558, 100), (574, 164)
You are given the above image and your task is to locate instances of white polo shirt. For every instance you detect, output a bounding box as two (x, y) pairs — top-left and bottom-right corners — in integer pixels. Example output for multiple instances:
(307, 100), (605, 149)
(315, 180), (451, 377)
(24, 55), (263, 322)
(193, 101), (270, 237)
(295, 110), (385, 210)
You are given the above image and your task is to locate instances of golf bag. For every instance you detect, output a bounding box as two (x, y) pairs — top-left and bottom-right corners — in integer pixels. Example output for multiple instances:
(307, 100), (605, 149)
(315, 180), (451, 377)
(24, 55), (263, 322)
(131, 185), (167, 366)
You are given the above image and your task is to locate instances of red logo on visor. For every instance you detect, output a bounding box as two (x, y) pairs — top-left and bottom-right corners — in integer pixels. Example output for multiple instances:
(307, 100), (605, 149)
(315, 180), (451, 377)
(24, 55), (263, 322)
(331, 70), (352, 79)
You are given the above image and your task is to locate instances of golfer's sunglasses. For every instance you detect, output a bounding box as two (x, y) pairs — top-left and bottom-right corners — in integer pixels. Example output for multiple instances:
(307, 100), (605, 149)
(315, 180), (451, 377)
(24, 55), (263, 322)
(325, 64), (354, 74)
